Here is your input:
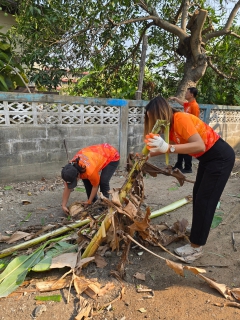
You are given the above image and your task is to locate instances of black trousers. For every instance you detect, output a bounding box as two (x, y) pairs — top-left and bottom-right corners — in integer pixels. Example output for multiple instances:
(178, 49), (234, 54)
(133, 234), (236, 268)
(175, 154), (192, 170)
(190, 138), (235, 246)
(82, 160), (119, 201)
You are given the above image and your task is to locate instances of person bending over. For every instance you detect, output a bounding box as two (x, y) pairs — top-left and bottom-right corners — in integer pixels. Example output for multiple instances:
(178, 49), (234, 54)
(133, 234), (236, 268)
(144, 96), (235, 262)
(61, 143), (120, 215)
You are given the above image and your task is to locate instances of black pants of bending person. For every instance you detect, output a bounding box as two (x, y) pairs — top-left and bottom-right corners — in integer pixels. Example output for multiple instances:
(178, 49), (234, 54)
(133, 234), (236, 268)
(174, 154), (192, 171)
(82, 160), (119, 202)
(190, 138), (235, 246)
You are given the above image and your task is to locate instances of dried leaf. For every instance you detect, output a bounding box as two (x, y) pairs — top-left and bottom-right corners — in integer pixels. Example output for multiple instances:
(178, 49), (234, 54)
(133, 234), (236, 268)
(184, 265), (206, 275)
(73, 275), (95, 295)
(36, 278), (71, 292)
(75, 296), (92, 320)
(84, 283), (101, 299)
(171, 219), (189, 234)
(129, 208), (151, 233)
(109, 189), (122, 207)
(50, 252), (78, 269)
(94, 254), (108, 268)
(21, 200), (31, 205)
(231, 288), (240, 301)
(98, 282), (115, 296)
(198, 274), (231, 299)
(165, 259), (184, 277)
(6, 231), (31, 244)
(75, 257), (95, 270)
(68, 202), (85, 217)
(122, 199), (138, 219)
(133, 272), (146, 281)
(97, 244), (110, 256)
(0, 233), (10, 242)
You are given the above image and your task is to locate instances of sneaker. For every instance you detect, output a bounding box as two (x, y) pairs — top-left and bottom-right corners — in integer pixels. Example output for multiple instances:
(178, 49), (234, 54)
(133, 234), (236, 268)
(181, 168), (192, 174)
(184, 251), (203, 263)
(174, 243), (203, 257)
(186, 225), (191, 235)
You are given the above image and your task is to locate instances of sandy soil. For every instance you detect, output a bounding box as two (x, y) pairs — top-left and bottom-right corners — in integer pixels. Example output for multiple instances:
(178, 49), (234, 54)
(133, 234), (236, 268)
(0, 155), (240, 320)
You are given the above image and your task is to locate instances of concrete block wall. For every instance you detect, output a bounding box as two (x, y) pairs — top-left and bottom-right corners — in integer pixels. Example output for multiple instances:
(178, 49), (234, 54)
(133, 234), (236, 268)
(0, 125), (119, 183)
(0, 93), (240, 183)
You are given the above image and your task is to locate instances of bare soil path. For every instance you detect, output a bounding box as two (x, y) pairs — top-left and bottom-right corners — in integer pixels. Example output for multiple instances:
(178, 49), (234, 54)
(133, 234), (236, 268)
(0, 156), (239, 320)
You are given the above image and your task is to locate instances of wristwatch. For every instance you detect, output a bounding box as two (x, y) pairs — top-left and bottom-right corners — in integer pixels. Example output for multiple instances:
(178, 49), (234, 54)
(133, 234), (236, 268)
(169, 145), (176, 153)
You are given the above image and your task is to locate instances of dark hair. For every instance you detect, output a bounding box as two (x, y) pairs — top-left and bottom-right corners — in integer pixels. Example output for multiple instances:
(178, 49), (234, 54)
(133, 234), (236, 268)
(72, 156), (86, 173)
(188, 87), (198, 97)
(144, 96), (179, 137)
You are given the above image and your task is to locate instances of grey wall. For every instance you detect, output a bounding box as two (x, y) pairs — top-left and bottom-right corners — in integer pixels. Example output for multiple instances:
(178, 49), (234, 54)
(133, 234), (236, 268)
(0, 93), (240, 183)
(0, 125), (119, 182)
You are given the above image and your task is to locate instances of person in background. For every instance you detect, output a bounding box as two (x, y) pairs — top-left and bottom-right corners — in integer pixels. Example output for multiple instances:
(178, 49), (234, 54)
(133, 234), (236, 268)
(144, 96), (235, 262)
(169, 87), (200, 173)
(61, 143), (120, 215)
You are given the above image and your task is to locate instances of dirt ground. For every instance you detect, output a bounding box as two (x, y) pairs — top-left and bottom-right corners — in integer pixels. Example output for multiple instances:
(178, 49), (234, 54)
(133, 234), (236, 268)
(0, 154), (240, 320)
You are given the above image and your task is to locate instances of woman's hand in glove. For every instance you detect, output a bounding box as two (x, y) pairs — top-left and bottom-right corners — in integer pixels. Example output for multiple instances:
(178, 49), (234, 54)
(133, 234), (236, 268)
(146, 135), (169, 153)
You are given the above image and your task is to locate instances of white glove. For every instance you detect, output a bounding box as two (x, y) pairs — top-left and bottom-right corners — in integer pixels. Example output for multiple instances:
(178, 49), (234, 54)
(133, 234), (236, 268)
(147, 136), (169, 153)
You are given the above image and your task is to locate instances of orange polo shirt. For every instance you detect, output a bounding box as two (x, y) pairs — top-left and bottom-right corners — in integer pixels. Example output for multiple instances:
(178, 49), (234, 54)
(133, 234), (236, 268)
(71, 144), (120, 186)
(183, 100), (200, 117)
(170, 113), (220, 158)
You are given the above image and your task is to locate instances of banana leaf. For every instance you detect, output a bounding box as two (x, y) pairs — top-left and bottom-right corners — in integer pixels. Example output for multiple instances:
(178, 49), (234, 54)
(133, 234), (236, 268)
(32, 241), (78, 272)
(0, 236), (66, 298)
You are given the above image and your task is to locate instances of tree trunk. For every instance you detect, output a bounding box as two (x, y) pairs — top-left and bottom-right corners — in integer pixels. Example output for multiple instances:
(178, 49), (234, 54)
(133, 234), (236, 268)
(176, 57), (208, 98)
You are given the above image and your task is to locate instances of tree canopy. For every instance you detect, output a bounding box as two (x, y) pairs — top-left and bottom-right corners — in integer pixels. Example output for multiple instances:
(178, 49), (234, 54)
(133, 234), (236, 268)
(8, 0), (240, 101)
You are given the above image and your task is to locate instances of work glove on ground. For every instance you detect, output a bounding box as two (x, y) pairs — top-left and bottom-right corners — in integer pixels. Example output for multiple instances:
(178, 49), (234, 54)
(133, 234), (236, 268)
(146, 135), (169, 153)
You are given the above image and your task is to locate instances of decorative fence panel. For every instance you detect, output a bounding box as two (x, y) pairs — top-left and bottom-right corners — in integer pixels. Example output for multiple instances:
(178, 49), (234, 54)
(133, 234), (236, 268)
(0, 92), (239, 183)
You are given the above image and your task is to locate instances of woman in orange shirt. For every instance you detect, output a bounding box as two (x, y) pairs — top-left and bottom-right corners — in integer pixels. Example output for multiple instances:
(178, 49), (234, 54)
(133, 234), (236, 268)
(144, 96), (235, 262)
(61, 143), (120, 215)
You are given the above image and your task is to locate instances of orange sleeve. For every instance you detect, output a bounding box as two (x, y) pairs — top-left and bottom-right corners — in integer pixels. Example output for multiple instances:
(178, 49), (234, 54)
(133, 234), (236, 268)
(174, 113), (198, 141)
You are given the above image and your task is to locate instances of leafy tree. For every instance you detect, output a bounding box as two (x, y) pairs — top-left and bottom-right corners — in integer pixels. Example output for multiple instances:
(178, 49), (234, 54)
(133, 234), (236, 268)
(65, 63), (165, 100)
(198, 26), (240, 105)
(0, 29), (28, 91)
(9, 0), (240, 99)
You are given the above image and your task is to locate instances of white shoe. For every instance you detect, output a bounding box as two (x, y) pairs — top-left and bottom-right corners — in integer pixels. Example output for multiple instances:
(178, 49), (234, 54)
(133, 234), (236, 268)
(184, 251), (203, 263)
(174, 243), (203, 257)
(186, 225), (191, 235)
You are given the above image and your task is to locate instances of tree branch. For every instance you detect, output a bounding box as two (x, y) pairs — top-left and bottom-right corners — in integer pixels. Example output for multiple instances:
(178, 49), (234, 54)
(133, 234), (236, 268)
(203, 0), (240, 42)
(181, 0), (190, 31)
(108, 13), (188, 42)
(207, 57), (237, 80)
(188, 9), (208, 63)
(172, 1), (184, 24)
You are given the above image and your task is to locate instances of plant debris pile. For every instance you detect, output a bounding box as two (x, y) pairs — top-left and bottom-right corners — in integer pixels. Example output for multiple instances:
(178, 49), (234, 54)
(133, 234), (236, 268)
(0, 155), (240, 318)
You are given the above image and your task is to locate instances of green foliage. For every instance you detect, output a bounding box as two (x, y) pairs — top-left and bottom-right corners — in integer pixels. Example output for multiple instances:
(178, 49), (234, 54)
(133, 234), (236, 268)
(8, 1), (240, 98)
(0, 30), (28, 91)
(211, 211), (224, 229)
(35, 295), (62, 302)
(0, 236), (71, 297)
(198, 28), (240, 105)
(32, 241), (77, 272)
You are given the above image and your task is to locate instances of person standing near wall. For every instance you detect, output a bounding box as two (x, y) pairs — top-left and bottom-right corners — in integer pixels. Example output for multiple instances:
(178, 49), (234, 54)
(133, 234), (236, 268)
(144, 96), (235, 262)
(169, 87), (200, 173)
(61, 143), (120, 214)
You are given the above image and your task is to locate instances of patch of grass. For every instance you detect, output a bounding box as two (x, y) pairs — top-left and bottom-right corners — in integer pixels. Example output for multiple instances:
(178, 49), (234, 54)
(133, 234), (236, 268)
(75, 187), (86, 192)
(19, 212), (32, 226)
(4, 186), (13, 190)
(168, 186), (178, 191)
